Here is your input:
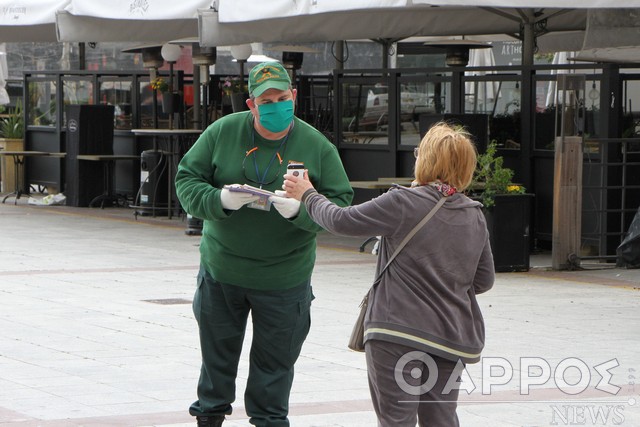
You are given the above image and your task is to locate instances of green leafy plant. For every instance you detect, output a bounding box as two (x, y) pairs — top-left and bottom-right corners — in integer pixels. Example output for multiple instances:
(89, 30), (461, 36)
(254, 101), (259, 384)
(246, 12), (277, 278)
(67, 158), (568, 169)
(470, 141), (525, 208)
(0, 99), (24, 139)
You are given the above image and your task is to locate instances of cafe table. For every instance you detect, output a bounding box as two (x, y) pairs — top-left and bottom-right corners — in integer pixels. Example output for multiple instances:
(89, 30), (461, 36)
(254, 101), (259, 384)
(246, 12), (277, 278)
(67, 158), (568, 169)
(0, 151), (66, 204)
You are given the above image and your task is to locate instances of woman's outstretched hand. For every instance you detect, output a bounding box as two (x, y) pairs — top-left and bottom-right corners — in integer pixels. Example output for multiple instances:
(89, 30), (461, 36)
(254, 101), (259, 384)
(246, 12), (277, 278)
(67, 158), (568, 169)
(282, 171), (315, 201)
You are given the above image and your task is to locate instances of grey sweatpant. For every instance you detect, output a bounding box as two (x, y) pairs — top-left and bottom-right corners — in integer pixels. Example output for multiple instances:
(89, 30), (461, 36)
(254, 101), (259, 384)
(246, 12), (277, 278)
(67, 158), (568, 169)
(366, 340), (463, 427)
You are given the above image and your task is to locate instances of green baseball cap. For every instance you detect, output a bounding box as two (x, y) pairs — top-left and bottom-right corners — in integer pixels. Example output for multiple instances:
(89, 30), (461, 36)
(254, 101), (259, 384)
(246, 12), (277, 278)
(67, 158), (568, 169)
(248, 61), (291, 97)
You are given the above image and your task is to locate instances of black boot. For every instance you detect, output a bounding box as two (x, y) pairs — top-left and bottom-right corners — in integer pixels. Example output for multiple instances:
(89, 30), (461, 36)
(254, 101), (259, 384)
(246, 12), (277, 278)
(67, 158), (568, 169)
(196, 415), (224, 427)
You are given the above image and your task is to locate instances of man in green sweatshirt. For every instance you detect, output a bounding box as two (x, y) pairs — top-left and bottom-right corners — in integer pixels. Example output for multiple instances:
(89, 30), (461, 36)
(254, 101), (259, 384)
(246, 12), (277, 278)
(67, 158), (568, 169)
(175, 61), (353, 427)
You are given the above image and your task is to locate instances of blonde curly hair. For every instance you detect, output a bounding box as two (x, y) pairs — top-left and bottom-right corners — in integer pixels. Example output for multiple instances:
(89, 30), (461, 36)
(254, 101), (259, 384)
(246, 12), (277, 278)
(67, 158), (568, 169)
(414, 122), (478, 191)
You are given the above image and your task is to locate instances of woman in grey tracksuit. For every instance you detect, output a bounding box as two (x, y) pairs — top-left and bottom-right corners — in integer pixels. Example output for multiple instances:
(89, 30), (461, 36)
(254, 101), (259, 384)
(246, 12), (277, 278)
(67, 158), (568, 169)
(283, 122), (495, 427)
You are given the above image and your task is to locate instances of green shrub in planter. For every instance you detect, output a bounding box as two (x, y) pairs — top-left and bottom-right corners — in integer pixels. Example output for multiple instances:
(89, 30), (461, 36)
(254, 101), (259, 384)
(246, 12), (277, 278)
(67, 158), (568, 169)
(0, 100), (24, 139)
(470, 141), (525, 207)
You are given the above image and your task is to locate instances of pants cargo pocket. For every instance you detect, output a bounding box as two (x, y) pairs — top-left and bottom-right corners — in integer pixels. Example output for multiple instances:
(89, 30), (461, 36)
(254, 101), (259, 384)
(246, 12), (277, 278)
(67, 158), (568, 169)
(192, 268), (206, 324)
(289, 288), (314, 356)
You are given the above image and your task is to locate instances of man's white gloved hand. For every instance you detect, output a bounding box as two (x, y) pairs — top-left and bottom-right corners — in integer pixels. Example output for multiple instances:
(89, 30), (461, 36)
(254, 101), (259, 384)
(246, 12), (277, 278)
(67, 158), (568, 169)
(220, 188), (260, 210)
(269, 190), (301, 219)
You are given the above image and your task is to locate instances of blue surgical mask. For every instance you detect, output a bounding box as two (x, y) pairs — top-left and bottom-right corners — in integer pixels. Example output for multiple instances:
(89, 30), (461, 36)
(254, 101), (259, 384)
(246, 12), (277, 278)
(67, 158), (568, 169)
(257, 100), (294, 133)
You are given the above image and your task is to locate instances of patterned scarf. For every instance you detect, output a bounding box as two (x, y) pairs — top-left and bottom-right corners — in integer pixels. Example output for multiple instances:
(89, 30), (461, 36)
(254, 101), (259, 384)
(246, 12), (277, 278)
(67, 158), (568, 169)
(428, 181), (457, 196)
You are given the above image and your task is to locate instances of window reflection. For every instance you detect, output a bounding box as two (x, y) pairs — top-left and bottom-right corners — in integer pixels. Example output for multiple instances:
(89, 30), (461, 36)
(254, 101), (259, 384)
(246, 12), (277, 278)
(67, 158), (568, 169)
(341, 82), (388, 145)
(464, 78), (500, 115)
(488, 81), (521, 150)
(27, 80), (57, 127)
(62, 78), (92, 127)
(621, 78), (640, 155)
(399, 81), (449, 146)
(535, 78), (558, 150)
(400, 82), (446, 145)
(138, 79), (173, 129)
(99, 79), (132, 130)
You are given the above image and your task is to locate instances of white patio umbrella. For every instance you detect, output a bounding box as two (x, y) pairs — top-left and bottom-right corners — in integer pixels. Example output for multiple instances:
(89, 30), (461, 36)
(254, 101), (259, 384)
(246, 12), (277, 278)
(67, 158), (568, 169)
(574, 8), (640, 63)
(201, 5), (584, 45)
(56, 0), (213, 42)
(213, 0), (616, 23)
(0, 0), (70, 42)
(199, 2), (640, 66)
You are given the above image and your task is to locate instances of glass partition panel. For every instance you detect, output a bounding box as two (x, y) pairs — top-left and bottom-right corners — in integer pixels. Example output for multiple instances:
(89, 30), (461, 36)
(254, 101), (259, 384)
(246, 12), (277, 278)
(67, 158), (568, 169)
(341, 81), (389, 145)
(27, 80), (57, 127)
(138, 78), (164, 129)
(534, 76), (558, 150)
(100, 78), (133, 130)
(63, 78), (92, 105)
(488, 80), (521, 150)
(584, 77), (602, 139)
(399, 80), (450, 146)
(621, 77), (640, 142)
(62, 77), (93, 128)
(464, 77), (501, 115)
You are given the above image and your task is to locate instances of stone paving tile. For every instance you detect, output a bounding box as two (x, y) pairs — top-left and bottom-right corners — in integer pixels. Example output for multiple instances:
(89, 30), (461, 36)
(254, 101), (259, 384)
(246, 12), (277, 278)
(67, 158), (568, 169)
(1, 201), (639, 426)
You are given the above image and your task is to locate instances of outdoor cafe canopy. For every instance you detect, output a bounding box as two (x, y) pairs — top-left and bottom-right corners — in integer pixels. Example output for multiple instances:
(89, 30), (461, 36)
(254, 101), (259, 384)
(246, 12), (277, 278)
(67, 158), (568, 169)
(0, 0), (70, 42)
(55, 0), (213, 43)
(198, 1), (640, 65)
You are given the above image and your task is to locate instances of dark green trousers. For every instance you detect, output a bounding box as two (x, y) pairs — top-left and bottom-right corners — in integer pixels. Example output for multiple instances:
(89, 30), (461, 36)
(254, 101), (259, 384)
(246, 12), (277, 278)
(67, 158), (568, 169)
(189, 266), (313, 427)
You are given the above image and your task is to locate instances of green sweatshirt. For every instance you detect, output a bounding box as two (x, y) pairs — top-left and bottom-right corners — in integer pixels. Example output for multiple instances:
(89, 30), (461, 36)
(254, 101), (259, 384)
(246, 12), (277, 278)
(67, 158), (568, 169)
(175, 112), (353, 290)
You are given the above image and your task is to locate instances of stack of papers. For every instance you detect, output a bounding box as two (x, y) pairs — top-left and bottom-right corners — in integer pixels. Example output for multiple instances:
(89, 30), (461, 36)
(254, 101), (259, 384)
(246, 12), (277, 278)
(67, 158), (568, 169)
(223, 184), (276, 197)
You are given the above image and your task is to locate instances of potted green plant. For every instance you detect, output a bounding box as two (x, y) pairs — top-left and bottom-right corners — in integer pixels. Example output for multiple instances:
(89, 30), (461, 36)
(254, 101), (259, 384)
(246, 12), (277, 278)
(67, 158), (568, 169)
(0, 99), (24, 140)
(469, 141), (532, 272)
(470, 141), (525, 208)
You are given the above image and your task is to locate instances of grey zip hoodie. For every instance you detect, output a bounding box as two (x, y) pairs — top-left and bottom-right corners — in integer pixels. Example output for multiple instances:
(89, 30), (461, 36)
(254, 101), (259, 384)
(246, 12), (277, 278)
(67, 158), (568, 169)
(303, 184), (494, 363)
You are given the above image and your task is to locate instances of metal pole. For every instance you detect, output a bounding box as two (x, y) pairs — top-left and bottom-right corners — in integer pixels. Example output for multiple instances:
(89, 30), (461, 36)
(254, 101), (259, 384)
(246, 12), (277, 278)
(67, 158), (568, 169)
(335, 41), (344, 70)
(79, 42), (86, 70)
(193, 63), (201, 130)
(381, 40), (389, 70)
(522, 20), (535, 67)
(168, 62), (174, 129)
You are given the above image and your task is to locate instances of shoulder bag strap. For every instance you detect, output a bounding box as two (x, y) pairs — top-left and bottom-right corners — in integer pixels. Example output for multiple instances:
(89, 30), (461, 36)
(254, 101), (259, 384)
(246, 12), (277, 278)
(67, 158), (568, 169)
(371, 195), (447, 287)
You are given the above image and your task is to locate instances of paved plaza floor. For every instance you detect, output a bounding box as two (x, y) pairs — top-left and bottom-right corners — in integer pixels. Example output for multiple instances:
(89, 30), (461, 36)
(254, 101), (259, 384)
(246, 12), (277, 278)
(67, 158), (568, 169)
(0, 199), (639, 427)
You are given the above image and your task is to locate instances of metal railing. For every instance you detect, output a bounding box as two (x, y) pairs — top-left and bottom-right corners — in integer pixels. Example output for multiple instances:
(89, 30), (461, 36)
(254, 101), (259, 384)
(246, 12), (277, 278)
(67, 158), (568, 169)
(581, 137), (640, 261)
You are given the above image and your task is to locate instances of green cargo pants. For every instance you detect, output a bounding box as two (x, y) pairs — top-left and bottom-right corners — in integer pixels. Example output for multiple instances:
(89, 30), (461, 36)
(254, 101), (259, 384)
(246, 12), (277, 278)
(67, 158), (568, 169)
(189, 266), (313, 427)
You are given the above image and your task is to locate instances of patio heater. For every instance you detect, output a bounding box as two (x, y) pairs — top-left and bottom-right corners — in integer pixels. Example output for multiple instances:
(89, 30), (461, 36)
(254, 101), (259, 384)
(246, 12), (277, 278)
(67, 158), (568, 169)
(121, 44), (168, 216)
(121, 44), (164, 129)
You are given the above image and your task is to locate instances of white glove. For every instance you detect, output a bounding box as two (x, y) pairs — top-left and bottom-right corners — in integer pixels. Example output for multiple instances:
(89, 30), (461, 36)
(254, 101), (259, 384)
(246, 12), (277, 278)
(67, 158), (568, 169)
(269, 190), (301, 219)
(220, 188), (260, 210)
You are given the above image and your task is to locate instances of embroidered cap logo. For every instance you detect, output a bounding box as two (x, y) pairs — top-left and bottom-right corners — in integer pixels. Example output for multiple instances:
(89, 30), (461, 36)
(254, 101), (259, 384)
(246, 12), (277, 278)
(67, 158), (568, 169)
(256, 68), (277, 85)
